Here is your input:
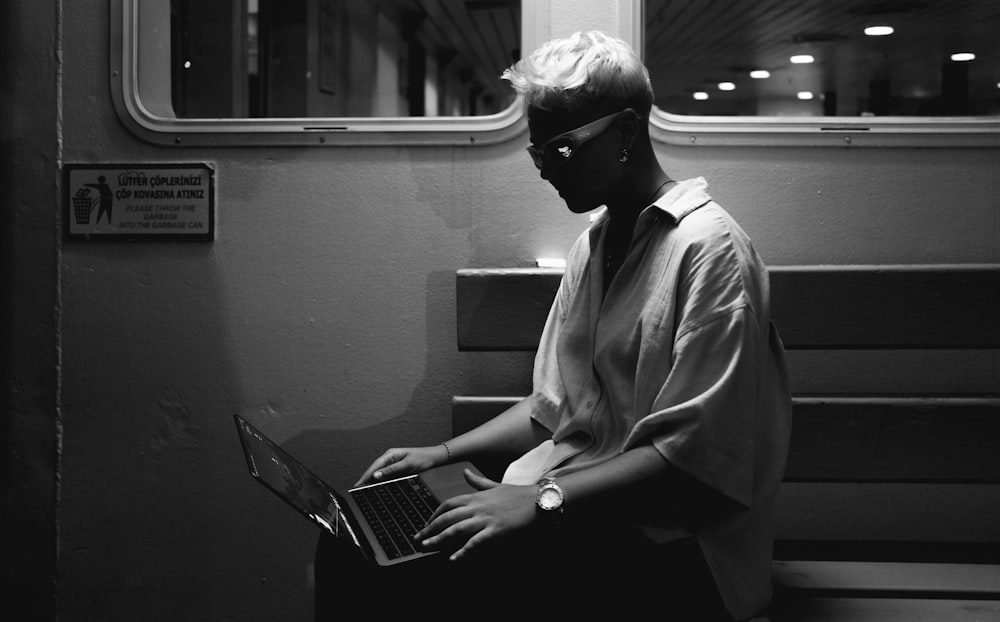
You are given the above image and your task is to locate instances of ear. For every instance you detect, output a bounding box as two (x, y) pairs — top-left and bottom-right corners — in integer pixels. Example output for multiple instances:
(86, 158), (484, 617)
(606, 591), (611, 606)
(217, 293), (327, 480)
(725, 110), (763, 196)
(617, 108), (641, 150)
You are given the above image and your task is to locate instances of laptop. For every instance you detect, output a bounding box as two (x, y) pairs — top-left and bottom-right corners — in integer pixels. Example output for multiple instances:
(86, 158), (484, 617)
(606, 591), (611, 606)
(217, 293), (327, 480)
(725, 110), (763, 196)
(234, 414), (483, 566)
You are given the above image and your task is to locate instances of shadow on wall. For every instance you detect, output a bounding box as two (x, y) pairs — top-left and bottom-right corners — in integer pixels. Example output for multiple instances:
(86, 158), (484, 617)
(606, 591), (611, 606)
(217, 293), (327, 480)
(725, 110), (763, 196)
(283, 269), (533, 494)
(56, 241), (320, 621)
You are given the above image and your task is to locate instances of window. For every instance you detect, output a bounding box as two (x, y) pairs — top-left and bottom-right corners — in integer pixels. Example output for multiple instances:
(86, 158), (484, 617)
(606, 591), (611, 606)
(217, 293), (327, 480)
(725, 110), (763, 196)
(642, 0), (1000, 146)
(112, 0), (540, 146)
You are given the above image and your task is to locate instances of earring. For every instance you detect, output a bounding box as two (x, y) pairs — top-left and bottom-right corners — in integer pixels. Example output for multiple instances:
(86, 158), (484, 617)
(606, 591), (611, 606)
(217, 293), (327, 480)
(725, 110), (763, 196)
(619, 149), (629, 164)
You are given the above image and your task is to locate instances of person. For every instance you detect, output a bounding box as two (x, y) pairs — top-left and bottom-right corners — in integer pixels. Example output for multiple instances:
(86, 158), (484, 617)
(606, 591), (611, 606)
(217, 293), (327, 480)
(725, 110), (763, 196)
(84, 175), (113, 224)
(317, 30), (792, 621)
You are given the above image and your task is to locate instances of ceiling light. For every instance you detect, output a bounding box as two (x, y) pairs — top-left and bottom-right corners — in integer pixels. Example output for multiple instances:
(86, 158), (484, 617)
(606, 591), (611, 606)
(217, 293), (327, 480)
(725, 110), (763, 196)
(864, 26), (894, 36)
(797, 91), (814, 100)
(951, 52), (976, 62)
(790, 54), (815, 64)
(718, 82), (735, 91)
(749, 70), (770, 79)
(693, 91), (709, 101)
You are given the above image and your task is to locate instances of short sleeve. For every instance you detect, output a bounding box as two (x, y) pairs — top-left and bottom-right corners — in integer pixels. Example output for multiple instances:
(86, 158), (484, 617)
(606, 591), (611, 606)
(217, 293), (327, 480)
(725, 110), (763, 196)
(624, 307), (760, 507)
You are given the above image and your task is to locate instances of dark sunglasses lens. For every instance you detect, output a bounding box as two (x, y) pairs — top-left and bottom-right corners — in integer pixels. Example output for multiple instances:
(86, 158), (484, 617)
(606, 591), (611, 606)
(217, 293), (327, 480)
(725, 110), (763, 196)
(545, 137), (575, 163)
(527, 136), (576, 170)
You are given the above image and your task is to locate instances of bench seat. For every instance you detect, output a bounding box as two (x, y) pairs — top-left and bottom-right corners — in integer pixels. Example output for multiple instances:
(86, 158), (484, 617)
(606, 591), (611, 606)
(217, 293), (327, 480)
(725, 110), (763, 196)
(772, 561), (1000, 598)
(767, 596), (1000, 622)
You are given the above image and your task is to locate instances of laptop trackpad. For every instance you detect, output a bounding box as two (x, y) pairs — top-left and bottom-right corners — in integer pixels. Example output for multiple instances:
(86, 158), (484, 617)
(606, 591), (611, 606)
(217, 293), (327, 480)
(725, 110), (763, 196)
(420, 461), (483, 501)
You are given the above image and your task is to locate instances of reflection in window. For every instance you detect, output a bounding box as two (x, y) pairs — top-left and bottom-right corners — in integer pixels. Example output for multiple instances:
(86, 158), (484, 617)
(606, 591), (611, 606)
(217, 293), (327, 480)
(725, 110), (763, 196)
(169, 0), (520, 119)
(644, 0), (1000, 117)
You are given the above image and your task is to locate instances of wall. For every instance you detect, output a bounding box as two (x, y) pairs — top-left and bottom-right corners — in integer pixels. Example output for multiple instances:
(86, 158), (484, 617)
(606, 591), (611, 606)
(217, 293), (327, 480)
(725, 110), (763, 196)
(4, 0), (999, 621)
(3, 1), (60, 620)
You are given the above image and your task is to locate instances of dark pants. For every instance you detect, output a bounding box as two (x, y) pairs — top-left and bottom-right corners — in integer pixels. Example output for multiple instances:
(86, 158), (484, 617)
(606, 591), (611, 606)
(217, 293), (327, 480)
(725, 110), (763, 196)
(314, 523), (734, 620)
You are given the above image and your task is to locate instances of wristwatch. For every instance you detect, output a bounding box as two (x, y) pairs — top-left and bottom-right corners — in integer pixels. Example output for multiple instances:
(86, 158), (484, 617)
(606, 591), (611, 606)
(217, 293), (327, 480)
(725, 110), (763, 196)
(535, 477), (565, 516)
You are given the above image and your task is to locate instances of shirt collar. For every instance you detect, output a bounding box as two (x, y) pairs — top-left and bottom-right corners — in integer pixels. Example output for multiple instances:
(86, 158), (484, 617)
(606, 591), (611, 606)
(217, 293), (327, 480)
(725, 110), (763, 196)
(588, 177), (713, 234)
(651, 177), (713, 223)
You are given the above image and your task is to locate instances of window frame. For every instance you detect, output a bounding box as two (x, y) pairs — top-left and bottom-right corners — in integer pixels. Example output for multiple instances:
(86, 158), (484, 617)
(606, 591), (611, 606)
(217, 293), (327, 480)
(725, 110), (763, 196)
(635, 0), (1000, 148)
(110, 0), (544, 147)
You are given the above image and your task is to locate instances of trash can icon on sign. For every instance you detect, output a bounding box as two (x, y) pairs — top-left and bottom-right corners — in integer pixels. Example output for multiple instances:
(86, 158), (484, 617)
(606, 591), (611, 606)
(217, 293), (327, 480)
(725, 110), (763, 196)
(72, 186), (97, 225)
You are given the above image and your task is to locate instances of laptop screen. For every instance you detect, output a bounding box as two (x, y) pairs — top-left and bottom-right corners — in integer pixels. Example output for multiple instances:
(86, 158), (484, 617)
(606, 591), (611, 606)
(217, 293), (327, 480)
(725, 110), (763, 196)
(235, 415), (359, 547)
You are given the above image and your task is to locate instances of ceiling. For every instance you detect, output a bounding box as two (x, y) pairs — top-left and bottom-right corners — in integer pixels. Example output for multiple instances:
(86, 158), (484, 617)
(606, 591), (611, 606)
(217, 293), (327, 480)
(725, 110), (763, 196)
(239, 0), (1000, 118)
(404, 0), (520, 110)
(643, 0), (1000, 116)
(410, 0), (1000, 117)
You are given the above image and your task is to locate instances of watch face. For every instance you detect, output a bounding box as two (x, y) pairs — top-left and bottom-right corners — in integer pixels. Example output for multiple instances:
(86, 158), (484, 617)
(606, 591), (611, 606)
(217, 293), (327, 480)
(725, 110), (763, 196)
(538, 486), (563, 511)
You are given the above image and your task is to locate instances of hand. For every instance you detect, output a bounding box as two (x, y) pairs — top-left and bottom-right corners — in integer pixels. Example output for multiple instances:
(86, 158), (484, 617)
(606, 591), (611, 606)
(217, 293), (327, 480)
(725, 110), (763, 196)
(414, 469), (537, 561)
(354, 445), (448, 487)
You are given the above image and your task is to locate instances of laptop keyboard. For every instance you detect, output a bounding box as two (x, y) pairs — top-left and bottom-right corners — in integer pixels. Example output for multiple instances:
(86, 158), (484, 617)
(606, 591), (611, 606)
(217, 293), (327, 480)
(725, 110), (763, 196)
(350, 476), (439, 559)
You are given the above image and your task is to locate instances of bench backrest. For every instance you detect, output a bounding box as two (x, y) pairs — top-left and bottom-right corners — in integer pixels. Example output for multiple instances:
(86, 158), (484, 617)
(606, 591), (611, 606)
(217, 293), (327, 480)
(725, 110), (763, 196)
(456, 265), (1000, 351)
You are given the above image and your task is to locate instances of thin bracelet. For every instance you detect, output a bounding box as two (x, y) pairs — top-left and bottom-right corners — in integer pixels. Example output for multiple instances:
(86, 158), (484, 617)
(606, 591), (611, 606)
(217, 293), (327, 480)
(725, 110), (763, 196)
(441, 441), (452, 462)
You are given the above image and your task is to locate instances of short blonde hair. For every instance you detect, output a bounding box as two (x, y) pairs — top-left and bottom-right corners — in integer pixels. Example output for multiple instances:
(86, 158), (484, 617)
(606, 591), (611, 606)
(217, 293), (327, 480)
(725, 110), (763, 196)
(501, 30), (653, 117)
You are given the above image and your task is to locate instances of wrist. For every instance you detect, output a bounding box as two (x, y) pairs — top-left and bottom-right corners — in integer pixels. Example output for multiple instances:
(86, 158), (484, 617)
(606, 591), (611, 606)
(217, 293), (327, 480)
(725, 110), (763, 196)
(439, 440), (453, 464)
(535, 477), (565, 524)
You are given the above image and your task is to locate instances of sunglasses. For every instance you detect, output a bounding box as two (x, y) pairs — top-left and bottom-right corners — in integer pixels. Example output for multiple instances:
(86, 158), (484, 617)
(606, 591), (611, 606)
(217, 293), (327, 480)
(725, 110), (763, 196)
(526, 109), (628, 171)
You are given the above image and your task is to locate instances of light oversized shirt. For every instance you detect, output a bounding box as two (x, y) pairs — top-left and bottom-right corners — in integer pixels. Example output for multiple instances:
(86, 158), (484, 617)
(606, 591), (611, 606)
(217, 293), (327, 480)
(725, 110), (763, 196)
(511, 177), (792, 619)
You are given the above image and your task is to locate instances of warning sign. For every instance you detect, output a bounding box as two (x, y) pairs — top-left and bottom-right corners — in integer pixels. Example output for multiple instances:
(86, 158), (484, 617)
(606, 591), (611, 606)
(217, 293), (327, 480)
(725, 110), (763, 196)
(65, 163), (214, 241)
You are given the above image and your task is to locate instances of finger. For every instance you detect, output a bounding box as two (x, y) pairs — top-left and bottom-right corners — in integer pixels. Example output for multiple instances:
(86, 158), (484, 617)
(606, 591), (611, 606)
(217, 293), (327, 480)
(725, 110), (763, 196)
(354, 465), (379, 488)
(464, 469), (499, 491)
(373, 454), (408, 481)
(354, 451), (402, 486)
(419, 514), (480, 551)
(354, 457), (388, 486)
(422, 493), (469, 525)
(414, 503), (470, 542)
(448, 527), (493, 562)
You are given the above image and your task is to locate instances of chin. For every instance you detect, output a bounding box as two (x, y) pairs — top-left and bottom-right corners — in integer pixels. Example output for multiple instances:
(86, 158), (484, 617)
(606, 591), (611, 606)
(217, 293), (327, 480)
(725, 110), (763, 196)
(558, 190), (599, 214)
(563, 198), (602, 215)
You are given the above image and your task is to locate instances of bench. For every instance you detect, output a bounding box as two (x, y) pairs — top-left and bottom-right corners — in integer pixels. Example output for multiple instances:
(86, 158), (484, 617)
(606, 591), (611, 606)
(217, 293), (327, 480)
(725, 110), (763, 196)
(453, 264), (1000, 621)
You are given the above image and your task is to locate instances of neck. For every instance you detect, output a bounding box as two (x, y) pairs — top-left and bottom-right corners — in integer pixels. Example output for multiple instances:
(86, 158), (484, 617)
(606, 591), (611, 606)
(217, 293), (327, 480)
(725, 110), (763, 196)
(605, 166), (674, 223)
